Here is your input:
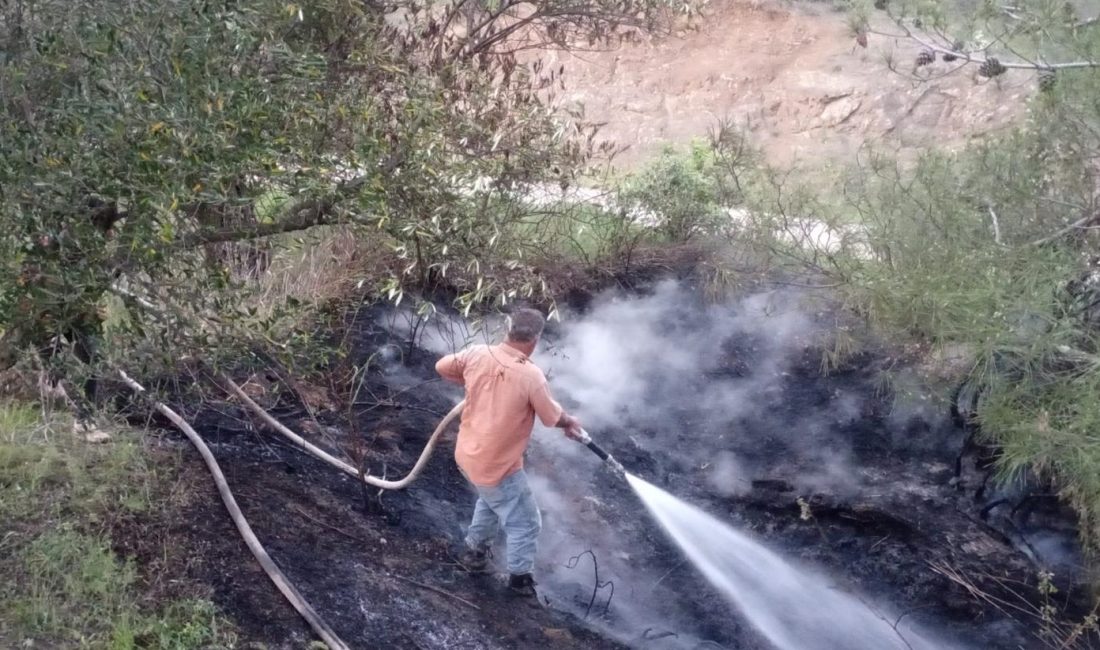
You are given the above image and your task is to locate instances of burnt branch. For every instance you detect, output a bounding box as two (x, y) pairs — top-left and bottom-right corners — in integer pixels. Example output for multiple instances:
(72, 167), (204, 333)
(565, 549), (616, 619)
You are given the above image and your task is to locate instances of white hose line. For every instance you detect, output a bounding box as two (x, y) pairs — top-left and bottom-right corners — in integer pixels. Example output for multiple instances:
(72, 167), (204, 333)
(220, 373), (464, 490)
(107, 286), (464, 489)
(118, 370), (351, 650)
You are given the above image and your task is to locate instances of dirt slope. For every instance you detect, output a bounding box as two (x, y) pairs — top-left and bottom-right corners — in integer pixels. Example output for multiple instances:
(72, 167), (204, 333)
(541, 0), (1033, 169)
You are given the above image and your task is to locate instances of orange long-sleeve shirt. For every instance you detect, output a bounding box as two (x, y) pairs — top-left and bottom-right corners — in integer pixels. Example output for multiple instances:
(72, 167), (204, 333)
(436, 343), (563, 486)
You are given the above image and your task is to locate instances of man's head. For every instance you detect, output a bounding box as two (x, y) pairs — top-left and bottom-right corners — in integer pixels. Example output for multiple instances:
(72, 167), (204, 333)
(506, 308), (546, 347)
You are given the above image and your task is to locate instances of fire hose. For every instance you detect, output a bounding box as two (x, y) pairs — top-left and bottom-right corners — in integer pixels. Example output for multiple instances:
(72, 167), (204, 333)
(135, 372), (624, 650)
(577, 429), (627, 477)
(222, 374), (467, 489)
(117, 291), (626, 648)
(224, 374), (627, 486)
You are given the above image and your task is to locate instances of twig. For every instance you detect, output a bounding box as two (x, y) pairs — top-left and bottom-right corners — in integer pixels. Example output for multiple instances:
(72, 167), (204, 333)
(766, 280), (845, 290)
(873, 21), (1100, 70)
(988, 205), (1004, 246)
(1030, 211), (1100, 246)
(893, 605), (936, 636)
(641, 628), (679, 641)
(391, 574), (481, 611)
(646, 559), (687, 595)
(289, 504), (370, 544)
(855, 593), (915, 650)
(565, 549), (616, 619)
(882, 87), (939, 136)
(928, 561), (1051, 627)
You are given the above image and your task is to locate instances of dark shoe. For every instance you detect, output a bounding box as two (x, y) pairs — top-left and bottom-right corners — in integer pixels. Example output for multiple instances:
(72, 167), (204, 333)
(508, 573), (538, 597)
(459, 547), (490, 574)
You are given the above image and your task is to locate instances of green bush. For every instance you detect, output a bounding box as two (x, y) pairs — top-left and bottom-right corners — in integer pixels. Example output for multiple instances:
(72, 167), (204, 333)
(618, 141), (732, 242)
(720, 95), (1100, 554)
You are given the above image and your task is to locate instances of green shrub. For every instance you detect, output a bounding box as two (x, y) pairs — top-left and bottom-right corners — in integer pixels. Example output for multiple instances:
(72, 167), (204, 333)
(618, 141), (731, 242)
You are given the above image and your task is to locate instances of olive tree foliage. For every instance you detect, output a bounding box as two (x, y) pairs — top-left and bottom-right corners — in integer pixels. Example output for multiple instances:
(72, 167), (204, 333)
(0, 0), (693, 385)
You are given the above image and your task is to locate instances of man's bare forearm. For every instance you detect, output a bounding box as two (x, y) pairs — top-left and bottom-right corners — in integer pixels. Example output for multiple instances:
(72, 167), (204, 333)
(555, 412), (583, 440)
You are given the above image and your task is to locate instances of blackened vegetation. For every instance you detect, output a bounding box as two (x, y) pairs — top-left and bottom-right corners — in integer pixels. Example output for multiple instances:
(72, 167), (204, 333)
(583, 323), (1090, 649)
(565, 550), (616, 619)
(137, 308), (627, 649)
(142, 295), (1088, 649)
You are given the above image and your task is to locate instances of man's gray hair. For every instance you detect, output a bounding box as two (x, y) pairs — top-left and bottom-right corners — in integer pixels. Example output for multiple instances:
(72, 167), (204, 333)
(506, 308), (546, 344)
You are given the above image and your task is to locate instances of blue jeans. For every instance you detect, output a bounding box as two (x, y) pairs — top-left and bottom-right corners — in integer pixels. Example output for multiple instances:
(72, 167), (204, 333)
(464, 469), (542, 575)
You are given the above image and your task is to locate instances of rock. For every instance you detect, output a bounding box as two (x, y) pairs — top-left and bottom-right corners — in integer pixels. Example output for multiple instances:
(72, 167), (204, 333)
(74, 420), (112, 443)
(542, 628), (573, 641)
(83, 429), (112, 444)
(817, 96), (862, 128)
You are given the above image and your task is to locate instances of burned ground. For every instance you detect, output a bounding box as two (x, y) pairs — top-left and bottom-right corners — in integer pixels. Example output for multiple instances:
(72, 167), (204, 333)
(136, 361), (627, 649)
(127, 282), (1090, 649)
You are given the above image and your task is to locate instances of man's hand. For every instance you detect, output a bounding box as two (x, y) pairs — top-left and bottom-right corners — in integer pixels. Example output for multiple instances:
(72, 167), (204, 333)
(557, 413), (583, 441)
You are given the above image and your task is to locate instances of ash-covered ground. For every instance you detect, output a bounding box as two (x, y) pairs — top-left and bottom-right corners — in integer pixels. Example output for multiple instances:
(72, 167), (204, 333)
(151, 280), (1087, 649)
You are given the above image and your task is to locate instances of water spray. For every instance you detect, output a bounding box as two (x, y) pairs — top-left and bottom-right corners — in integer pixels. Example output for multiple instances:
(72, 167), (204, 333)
(221, 371), (953, 650)
(571, 427), (949, 649)
(577, 429), (627, 478)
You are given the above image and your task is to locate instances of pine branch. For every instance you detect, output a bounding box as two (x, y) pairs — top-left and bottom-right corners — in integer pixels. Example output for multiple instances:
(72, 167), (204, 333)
(874, 19), (1100, 70)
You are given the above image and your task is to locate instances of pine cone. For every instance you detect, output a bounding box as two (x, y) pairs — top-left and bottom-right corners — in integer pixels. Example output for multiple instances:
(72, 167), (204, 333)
(856, 32), (868, 48)
(916, 49), (935, 67)
(943, 41), (964, 62)
(1039, 69), (1057, 93)
(979, 57), (1006, 78)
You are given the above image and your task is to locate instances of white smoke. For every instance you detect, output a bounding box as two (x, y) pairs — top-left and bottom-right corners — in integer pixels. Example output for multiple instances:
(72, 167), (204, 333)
(532, 279), (833, 484)
(535, 281), (817, 430)
(705, 451), (753, 498)
(375, 280), (946, 647)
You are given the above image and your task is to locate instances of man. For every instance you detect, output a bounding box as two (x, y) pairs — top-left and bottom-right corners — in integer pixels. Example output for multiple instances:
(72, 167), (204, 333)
(435, 308), (582, 597)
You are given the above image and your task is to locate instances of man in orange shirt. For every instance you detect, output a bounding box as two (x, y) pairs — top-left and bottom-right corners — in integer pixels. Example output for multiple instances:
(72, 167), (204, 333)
(435, 308), (582, 597)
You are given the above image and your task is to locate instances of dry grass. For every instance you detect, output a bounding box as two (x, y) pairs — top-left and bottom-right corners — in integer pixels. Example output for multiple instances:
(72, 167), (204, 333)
(928, 560), (1100, 649)
(228, 225), (398, 317)
(249, 226), (371, 307)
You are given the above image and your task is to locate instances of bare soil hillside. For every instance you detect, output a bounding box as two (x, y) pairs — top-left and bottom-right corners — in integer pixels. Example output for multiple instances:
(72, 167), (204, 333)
(540, 0), (1034, 169)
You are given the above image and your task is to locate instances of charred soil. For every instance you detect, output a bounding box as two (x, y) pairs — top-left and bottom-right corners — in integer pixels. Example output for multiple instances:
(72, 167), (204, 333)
(129, 285), (1089, 649)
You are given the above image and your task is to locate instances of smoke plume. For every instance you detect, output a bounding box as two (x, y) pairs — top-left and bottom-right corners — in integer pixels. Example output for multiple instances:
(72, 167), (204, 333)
(374, 279), (971, 647)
